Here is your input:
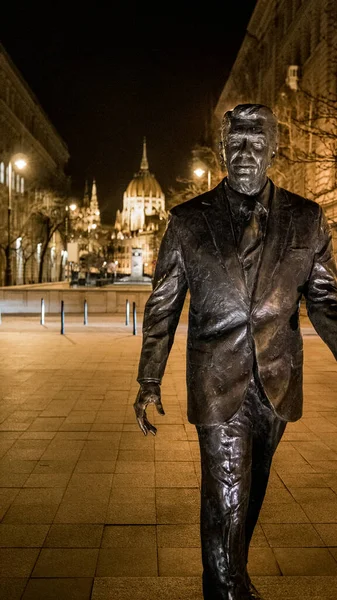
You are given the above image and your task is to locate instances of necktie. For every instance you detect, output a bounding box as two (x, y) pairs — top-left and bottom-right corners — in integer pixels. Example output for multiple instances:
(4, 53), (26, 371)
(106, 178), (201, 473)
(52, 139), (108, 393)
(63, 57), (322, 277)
(238, 200), (266, 293)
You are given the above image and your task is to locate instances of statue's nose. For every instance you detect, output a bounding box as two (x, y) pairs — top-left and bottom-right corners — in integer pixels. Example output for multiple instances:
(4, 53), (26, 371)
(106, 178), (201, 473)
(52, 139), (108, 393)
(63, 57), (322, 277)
(239, 139), (253, 155)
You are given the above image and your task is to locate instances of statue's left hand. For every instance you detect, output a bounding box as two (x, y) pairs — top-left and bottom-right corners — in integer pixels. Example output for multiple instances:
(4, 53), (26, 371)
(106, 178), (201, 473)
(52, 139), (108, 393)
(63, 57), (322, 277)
(133, 382), (164, 436)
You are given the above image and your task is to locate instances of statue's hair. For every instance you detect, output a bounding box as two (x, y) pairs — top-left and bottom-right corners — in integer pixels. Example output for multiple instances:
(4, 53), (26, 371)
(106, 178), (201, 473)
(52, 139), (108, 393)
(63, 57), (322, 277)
(220, 104), (279, 148)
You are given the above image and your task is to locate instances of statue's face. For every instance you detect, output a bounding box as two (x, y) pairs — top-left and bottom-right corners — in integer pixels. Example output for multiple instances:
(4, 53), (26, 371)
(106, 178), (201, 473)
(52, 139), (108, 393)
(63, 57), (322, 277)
(224, 113), (276, 195)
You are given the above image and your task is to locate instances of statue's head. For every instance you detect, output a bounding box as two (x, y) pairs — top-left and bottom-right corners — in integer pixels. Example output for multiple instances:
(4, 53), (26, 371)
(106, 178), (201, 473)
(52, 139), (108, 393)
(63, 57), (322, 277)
(220, 104), (278, 196)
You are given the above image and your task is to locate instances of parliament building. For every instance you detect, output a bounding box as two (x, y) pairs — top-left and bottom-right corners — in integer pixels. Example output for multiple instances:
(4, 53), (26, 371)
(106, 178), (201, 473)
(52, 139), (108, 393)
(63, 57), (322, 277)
(112, 139), (166, 276)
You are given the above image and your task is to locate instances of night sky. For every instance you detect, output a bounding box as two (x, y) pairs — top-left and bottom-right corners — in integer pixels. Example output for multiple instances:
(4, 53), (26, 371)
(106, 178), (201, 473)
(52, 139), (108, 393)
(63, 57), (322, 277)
(1, 3), (256, 223)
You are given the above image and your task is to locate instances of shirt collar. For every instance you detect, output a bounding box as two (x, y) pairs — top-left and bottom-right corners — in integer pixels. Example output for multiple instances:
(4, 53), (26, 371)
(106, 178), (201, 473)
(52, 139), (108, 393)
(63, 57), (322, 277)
(224, 178), (271, 214)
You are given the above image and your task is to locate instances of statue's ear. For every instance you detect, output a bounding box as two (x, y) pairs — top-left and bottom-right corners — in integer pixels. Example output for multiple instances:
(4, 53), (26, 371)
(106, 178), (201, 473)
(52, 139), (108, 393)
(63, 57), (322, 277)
(268, 149), (277, 169)
(219, 140), (226, 168)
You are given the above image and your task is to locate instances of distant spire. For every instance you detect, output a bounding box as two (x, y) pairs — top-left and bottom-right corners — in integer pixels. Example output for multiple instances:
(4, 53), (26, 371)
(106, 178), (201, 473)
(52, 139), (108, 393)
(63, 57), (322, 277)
(91, 178), (97, 204)
(83, 180), (89, 207)
(89, 178), (100, 225)
(140, 137), (149, 171)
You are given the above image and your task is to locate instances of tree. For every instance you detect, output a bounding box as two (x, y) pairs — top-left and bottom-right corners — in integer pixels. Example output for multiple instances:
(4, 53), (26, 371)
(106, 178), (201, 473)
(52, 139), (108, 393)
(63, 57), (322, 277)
(0, 191), (39, 285)
(167, 144), (224, 210)
(28, 192), (67, 283)
(269, 2), (337, 231)
(20, 228), (37, 285)
(272, 85), (337, 197)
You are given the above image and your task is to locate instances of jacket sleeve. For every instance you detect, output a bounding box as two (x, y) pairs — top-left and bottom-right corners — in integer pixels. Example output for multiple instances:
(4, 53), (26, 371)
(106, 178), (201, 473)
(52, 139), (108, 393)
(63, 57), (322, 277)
(137, 213), (188, 383)
(305, 206), (337, 360)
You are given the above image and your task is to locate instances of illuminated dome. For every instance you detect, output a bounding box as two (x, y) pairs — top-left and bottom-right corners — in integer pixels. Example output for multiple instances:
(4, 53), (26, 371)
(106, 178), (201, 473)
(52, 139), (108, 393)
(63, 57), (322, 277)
(126, 170), (163, 198)
(126, 139), (163, 198)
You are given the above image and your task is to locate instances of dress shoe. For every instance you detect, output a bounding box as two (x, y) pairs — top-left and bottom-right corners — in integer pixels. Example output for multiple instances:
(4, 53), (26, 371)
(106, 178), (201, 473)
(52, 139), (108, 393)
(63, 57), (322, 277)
(227, 582), (263, 600)
(248, 581), (264, 599)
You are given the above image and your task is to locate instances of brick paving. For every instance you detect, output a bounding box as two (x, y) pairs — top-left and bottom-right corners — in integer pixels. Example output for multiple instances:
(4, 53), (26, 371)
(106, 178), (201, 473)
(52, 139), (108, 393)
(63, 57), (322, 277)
(0, 314), (336, 599)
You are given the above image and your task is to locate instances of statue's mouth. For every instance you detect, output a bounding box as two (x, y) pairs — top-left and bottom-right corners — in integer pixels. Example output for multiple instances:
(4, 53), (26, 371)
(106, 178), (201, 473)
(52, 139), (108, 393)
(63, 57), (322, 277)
(234, 165), (256, 174)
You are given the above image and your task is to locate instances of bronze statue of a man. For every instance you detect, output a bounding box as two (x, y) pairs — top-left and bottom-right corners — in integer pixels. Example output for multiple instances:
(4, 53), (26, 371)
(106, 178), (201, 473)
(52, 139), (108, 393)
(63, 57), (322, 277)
(134, 104), (337, 600)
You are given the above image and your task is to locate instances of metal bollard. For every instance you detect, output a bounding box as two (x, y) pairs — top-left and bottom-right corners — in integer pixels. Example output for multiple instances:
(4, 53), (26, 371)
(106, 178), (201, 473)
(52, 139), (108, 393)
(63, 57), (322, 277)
(125, 299), (130, 326)
(61, 300), (65, 335)
(40, 298), (45, 325)
(84, 299), (88, 326)
(132, 301), (137, 335)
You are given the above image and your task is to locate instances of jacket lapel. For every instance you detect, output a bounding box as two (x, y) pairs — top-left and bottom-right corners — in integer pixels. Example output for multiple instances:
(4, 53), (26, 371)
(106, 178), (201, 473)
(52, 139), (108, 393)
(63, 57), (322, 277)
(252, 185), (292, 305)
(202, 181), (249, 307)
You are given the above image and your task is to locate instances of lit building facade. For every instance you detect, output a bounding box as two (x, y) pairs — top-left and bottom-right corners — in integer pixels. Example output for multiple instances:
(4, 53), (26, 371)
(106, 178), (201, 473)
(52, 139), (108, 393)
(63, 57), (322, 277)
(0, 43), (69, 285)
(70, 179), (103, 262)
(214, 0), (337, 252)
(80, 179), (101, 233)
(113, 139), (166, 276)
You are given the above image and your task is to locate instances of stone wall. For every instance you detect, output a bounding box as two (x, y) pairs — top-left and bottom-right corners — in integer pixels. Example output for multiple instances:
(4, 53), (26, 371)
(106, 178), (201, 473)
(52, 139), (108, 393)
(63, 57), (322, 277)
(0, 285), (151, 314)
(0, 284), (191, 315)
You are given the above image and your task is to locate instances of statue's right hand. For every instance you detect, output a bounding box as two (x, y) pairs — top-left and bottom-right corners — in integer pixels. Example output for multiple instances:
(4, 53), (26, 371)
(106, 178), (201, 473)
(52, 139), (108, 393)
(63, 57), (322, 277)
(133, 382), (164, 436)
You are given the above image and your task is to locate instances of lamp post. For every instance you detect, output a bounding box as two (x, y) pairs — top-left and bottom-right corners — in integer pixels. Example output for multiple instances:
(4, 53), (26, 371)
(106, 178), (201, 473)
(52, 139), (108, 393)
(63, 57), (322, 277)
(194, 167), (211, 191)
(65, 203), (77, 281)
(5, 155), (27, 286)
(65, 203), (77, 239)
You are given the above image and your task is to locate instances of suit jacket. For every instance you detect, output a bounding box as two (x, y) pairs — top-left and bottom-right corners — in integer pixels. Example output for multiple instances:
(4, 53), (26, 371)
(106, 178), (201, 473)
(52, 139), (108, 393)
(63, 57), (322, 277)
(137, 179), (337, 424)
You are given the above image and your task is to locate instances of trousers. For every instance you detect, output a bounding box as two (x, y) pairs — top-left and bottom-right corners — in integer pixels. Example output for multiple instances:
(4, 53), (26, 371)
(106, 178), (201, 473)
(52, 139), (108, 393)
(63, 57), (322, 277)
(196, 379), (286, 600)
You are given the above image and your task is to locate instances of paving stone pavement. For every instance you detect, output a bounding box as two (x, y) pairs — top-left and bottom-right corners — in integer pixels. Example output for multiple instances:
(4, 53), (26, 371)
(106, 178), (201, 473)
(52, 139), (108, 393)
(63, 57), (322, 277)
(0, 314), (336, 599)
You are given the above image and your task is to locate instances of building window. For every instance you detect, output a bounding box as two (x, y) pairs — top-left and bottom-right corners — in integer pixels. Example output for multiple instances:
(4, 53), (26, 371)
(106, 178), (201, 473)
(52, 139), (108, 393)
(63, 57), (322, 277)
(16, 173), (20, 192)
(6, 166), (9, 186)
(37, 243), (42, 264)
(20, 177), (24, 194)
(12, 171), (15, 190)
(0, 162), (4, 184)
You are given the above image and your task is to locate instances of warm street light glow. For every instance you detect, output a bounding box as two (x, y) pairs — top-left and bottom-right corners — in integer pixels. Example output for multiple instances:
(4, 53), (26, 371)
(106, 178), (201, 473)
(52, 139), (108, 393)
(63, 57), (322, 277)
(91, 223), (97, 230)
(14, 158), (27, 170)
(69, 203), (77, 211)
(194, 168), (205, 178)
(194, 165), (211, 191)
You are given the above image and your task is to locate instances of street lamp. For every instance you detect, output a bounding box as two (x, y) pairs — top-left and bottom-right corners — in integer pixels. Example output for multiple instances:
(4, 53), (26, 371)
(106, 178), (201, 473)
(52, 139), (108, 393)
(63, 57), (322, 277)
(194, 166), (211, 191)
(65, 203), (77, 234)
(65, 203), (77, 282)
(5, 154), (27, 286)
